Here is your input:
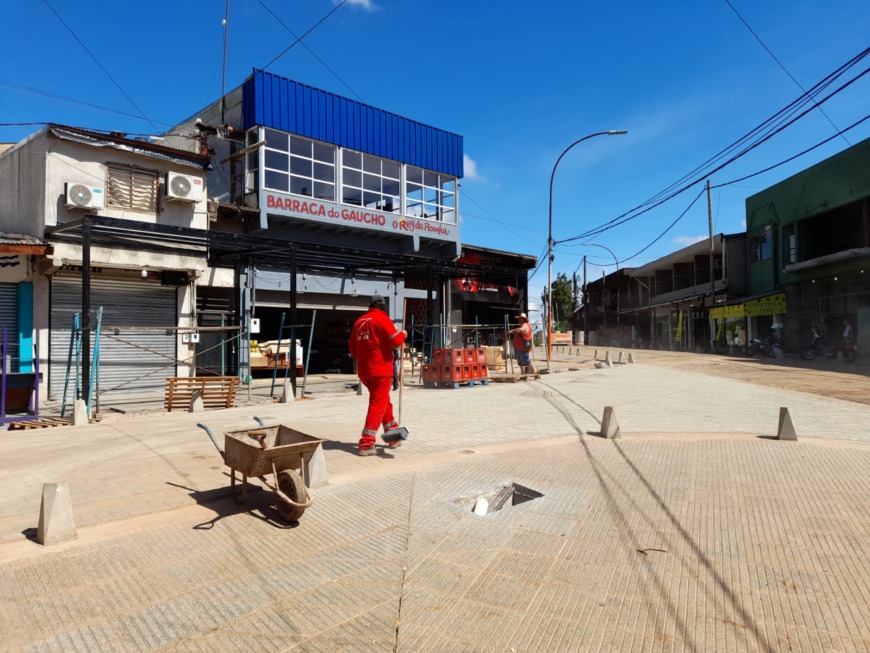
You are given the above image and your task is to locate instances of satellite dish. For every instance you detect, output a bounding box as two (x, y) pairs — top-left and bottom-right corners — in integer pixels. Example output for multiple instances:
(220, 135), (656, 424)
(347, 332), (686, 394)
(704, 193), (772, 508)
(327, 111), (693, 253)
(169, 175), (192, 198)
(68, 183), (92, 207)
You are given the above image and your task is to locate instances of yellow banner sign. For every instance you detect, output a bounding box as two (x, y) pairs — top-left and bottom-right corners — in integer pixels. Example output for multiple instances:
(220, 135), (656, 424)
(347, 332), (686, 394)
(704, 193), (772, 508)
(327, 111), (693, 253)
(709, 292), (787, 319)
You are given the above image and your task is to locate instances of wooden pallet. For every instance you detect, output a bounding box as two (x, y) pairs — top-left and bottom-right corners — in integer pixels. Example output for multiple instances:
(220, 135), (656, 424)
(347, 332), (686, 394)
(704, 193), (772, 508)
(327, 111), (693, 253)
(8, 417), (72, 430)
(490, 374), (541, 383)
(164, 376), (238, 412)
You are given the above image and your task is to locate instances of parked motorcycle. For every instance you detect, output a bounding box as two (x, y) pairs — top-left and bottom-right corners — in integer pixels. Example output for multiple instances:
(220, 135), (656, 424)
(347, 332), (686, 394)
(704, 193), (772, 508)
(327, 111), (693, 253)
(800, 325), (858, 362)
(747, 333), (781, 358)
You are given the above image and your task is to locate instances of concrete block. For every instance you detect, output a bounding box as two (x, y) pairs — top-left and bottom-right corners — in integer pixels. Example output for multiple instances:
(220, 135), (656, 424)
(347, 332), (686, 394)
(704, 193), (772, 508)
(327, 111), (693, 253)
(281, 377), (295, 403)
(617, 351), (624, 364)
(305, 443), (329, 488)
(777, 407), (797, 441)
(189, 390), (204, 413)
(601, 406), (621, 439)
(37, 482), (77, 546)
(628, 353), (636, 363)
(604, 352), (613, 367)
(593, 349), (599, 360)
(72, 399), (88, 425)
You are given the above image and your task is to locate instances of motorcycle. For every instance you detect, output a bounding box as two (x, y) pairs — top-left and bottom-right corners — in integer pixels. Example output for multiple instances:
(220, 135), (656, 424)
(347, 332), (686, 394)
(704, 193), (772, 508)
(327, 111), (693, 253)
(747, 333), (781, 358)
(801, 325), (858, 362)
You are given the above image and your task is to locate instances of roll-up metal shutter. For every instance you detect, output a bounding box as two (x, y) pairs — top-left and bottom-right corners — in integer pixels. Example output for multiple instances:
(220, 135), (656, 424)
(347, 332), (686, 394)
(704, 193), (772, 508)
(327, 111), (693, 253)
(0, 284), (17, 340)
(50, 277), (177, 399)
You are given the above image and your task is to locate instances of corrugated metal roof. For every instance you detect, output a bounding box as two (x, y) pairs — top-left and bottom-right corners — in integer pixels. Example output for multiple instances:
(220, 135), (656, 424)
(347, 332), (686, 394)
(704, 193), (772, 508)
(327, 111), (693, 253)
(243, 70), (464, 178)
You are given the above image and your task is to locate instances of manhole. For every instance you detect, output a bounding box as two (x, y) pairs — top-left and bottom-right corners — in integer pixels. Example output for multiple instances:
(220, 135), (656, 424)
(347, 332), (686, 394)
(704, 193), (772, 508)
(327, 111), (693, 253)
(456, 483), (543, 517)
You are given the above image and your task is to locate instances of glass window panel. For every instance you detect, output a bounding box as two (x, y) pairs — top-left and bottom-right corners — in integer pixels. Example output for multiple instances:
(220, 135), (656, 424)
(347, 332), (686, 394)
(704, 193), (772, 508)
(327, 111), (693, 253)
(343, 186), (363, 206)
(290, 157), (312, 176)
(363, 172), (381, 192)
(441, 178), (455, 194)
(266, 170), (289, 191)
(441, 208), (456, 224)
(406, 184), (423, 203)
(423, 202), (439, 219)
(382, 160), (400, 180)
(441, 193), (455, 209)
(289, 176), (310, 196)
(290, 136), (311, 157)
(406, 202), (423, 217)
(384, 196), (400, 213)
(314, 181), (334, 201)
(344, 169), (362, 188)
(423, 170), (440, 187)
(363, 191), (381, 208)
(265, 150), (289, 171)
(247, 151), (258, 171)
(406, 166), (423, 184)
(343, 150), (361, 169)
(363, 154), (380, 174)
(313, 162), (334, 182)
(383, 178), (400, 197)
(265, 129), (288, 151)
(313, 142), (334, 163)
(424, 187), (438, 203)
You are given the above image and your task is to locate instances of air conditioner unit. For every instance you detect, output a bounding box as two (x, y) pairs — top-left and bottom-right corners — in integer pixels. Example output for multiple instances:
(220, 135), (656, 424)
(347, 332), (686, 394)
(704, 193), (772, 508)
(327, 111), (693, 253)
(65, 182), (105, 210)
(165, 172), (204, 202)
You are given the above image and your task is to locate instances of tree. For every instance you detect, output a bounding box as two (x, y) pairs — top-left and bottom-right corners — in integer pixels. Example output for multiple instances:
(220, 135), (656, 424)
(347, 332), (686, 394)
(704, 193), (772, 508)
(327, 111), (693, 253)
(541, 272), (575, 332)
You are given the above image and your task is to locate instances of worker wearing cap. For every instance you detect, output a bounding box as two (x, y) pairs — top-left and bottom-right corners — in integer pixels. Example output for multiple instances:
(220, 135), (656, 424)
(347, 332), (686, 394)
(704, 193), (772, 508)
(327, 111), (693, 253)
(507, 312), (537, 375)
(348, 294), (408, 455)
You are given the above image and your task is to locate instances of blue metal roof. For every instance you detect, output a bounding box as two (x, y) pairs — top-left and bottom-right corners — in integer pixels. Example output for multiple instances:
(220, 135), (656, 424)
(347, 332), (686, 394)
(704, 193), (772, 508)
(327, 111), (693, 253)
(243, 70), (464, 178)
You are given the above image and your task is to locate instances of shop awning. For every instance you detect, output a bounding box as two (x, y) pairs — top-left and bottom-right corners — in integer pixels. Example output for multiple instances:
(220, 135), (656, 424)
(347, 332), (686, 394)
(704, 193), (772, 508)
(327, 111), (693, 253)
(709, 291), (787, 319)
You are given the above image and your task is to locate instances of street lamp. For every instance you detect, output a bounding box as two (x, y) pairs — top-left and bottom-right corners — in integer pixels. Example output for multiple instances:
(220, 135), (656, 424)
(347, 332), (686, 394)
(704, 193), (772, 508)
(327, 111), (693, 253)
(581, 242), (618, 343)
(547, 130), (627, 366)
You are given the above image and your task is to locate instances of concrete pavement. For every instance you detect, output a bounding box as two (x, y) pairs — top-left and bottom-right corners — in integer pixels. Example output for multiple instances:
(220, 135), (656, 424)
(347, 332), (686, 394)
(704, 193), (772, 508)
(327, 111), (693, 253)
(2, 351), (870, 651)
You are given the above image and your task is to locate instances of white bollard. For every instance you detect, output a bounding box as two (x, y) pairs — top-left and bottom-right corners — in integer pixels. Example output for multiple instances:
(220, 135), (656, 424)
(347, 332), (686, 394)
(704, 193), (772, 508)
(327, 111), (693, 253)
(37, 482), (77, 546)
(601, 406), (621, 439)
(189, 390), (204, 412)
(777, 407), (797, 441)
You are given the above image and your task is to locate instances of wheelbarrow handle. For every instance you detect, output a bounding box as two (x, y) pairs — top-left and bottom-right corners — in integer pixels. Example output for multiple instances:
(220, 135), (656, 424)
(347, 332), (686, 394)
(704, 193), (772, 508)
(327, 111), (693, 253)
(253, 416), (265, 427)
(196, 422), (224, 457)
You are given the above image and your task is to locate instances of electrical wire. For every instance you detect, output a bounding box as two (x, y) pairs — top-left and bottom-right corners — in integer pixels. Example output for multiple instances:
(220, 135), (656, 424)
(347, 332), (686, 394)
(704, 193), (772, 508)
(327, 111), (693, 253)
(724, 0), (850, 147)
(559, 50), (870, 245)
(41, 0), (160, 132)
(261, 0), (350, 71)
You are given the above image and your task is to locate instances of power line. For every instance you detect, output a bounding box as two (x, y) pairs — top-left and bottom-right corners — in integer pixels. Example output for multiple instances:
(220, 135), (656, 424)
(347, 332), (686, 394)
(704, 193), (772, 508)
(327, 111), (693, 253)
(558, 50), (870, 245)
(41, 0), (160, 132)
(261, 0), (350, 71)
(724, 0), (850, 147)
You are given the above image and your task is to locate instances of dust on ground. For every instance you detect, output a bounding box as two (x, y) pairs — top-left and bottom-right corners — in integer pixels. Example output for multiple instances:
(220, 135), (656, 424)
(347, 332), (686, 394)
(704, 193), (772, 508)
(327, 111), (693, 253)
(628, 348), (870, 406)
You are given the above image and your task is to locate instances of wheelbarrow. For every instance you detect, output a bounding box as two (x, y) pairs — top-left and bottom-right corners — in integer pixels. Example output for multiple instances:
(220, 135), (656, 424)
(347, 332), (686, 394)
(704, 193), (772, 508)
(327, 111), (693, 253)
(197, 417), (323, 522)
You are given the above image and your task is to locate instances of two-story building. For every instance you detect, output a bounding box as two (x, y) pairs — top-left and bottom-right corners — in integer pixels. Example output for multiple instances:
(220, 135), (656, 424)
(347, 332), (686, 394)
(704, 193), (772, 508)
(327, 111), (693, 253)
(745, 136), (870, 351)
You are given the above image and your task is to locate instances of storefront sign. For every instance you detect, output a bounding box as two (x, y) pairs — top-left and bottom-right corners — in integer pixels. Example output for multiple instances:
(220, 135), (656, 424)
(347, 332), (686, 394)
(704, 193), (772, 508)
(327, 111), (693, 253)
(709, 292), (787, 319)
(264, 192), (458, 241)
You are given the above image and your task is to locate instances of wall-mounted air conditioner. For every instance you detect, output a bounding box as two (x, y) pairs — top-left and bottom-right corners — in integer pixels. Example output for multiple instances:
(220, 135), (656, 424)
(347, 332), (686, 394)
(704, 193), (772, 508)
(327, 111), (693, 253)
(65, 182), (105, 210)
(165, 172), (204, 202)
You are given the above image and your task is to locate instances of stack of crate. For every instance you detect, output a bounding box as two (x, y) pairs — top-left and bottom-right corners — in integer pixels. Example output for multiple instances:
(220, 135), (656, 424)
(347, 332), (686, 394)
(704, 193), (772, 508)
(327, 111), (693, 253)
(422, 347), (490, 388)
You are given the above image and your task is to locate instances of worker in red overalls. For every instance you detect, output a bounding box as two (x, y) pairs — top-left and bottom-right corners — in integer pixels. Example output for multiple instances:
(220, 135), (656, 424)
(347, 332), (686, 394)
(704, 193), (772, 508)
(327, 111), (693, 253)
(348, 294), (407, 455)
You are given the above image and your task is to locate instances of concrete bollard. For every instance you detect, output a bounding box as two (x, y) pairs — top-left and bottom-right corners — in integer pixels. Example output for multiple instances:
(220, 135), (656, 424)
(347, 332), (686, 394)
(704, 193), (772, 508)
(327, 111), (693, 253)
(594, 349), (599, 360)
(37, 482), (77, 546)
(189, 390), (204, 413)
(777, 407), (797, 441)
(72, 399), (88, 425)
(604, 351), (613, 367)
(280, 377), (294, 404)
(601, 406), (621, 439)
(617, 351), (624, 364)
(628, 353), (636, 364)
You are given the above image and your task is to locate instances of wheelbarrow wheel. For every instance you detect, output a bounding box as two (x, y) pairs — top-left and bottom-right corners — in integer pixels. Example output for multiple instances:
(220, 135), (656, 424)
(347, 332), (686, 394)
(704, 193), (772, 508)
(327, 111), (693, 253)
(276, 469), (308, 522)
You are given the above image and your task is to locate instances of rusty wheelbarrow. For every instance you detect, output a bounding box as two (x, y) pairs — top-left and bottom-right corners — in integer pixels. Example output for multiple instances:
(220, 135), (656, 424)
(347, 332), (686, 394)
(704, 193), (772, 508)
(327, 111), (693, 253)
(197, 417), (325, 522)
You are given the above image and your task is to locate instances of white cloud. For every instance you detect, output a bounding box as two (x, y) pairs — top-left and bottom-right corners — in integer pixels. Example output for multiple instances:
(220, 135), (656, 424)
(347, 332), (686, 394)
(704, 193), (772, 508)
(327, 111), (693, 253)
(339, 0), (377, 11)
(672, 235), (707, 247)
(463, 154), (482, 180)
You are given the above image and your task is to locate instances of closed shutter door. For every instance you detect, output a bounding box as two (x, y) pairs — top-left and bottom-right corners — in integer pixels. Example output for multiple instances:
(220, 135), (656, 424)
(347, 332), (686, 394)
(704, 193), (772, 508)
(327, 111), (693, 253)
(50, 277), (177, 399)
(0, 284), (16, 340)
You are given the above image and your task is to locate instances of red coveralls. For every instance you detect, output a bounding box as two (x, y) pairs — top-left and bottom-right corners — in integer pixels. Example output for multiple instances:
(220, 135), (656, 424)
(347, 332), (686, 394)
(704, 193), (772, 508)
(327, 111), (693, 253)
(348, 308), (406, 449)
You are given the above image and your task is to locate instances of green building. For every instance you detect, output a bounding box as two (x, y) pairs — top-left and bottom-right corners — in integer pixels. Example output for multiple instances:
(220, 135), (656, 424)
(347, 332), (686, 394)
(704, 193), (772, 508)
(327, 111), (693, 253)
(745, 137), (870, 352)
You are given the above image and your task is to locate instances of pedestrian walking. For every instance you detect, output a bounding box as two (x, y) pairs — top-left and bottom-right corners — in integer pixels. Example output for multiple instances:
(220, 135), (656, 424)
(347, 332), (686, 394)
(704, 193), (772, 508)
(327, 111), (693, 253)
(348, 294), (408, 455)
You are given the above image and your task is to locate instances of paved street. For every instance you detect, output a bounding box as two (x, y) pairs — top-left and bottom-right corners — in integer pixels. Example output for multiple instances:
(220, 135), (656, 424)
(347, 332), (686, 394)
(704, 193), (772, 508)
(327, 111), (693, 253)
(2, 350), (870, 652)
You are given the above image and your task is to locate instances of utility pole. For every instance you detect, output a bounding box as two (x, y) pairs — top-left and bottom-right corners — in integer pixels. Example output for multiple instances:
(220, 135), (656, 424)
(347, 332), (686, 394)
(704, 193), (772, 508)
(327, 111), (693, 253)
(707, 179), (715, 350)
(583, 256), (587, 345)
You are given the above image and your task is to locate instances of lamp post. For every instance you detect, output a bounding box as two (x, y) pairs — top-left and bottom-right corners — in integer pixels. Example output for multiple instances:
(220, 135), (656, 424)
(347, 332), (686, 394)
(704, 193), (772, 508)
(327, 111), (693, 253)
(547, 130), (627, 366)
(581, 242), (618, 343)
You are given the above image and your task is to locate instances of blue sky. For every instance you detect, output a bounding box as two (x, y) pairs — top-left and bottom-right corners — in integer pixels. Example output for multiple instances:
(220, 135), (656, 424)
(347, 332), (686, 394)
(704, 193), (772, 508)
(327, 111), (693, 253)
(4, 0), (870, 316)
